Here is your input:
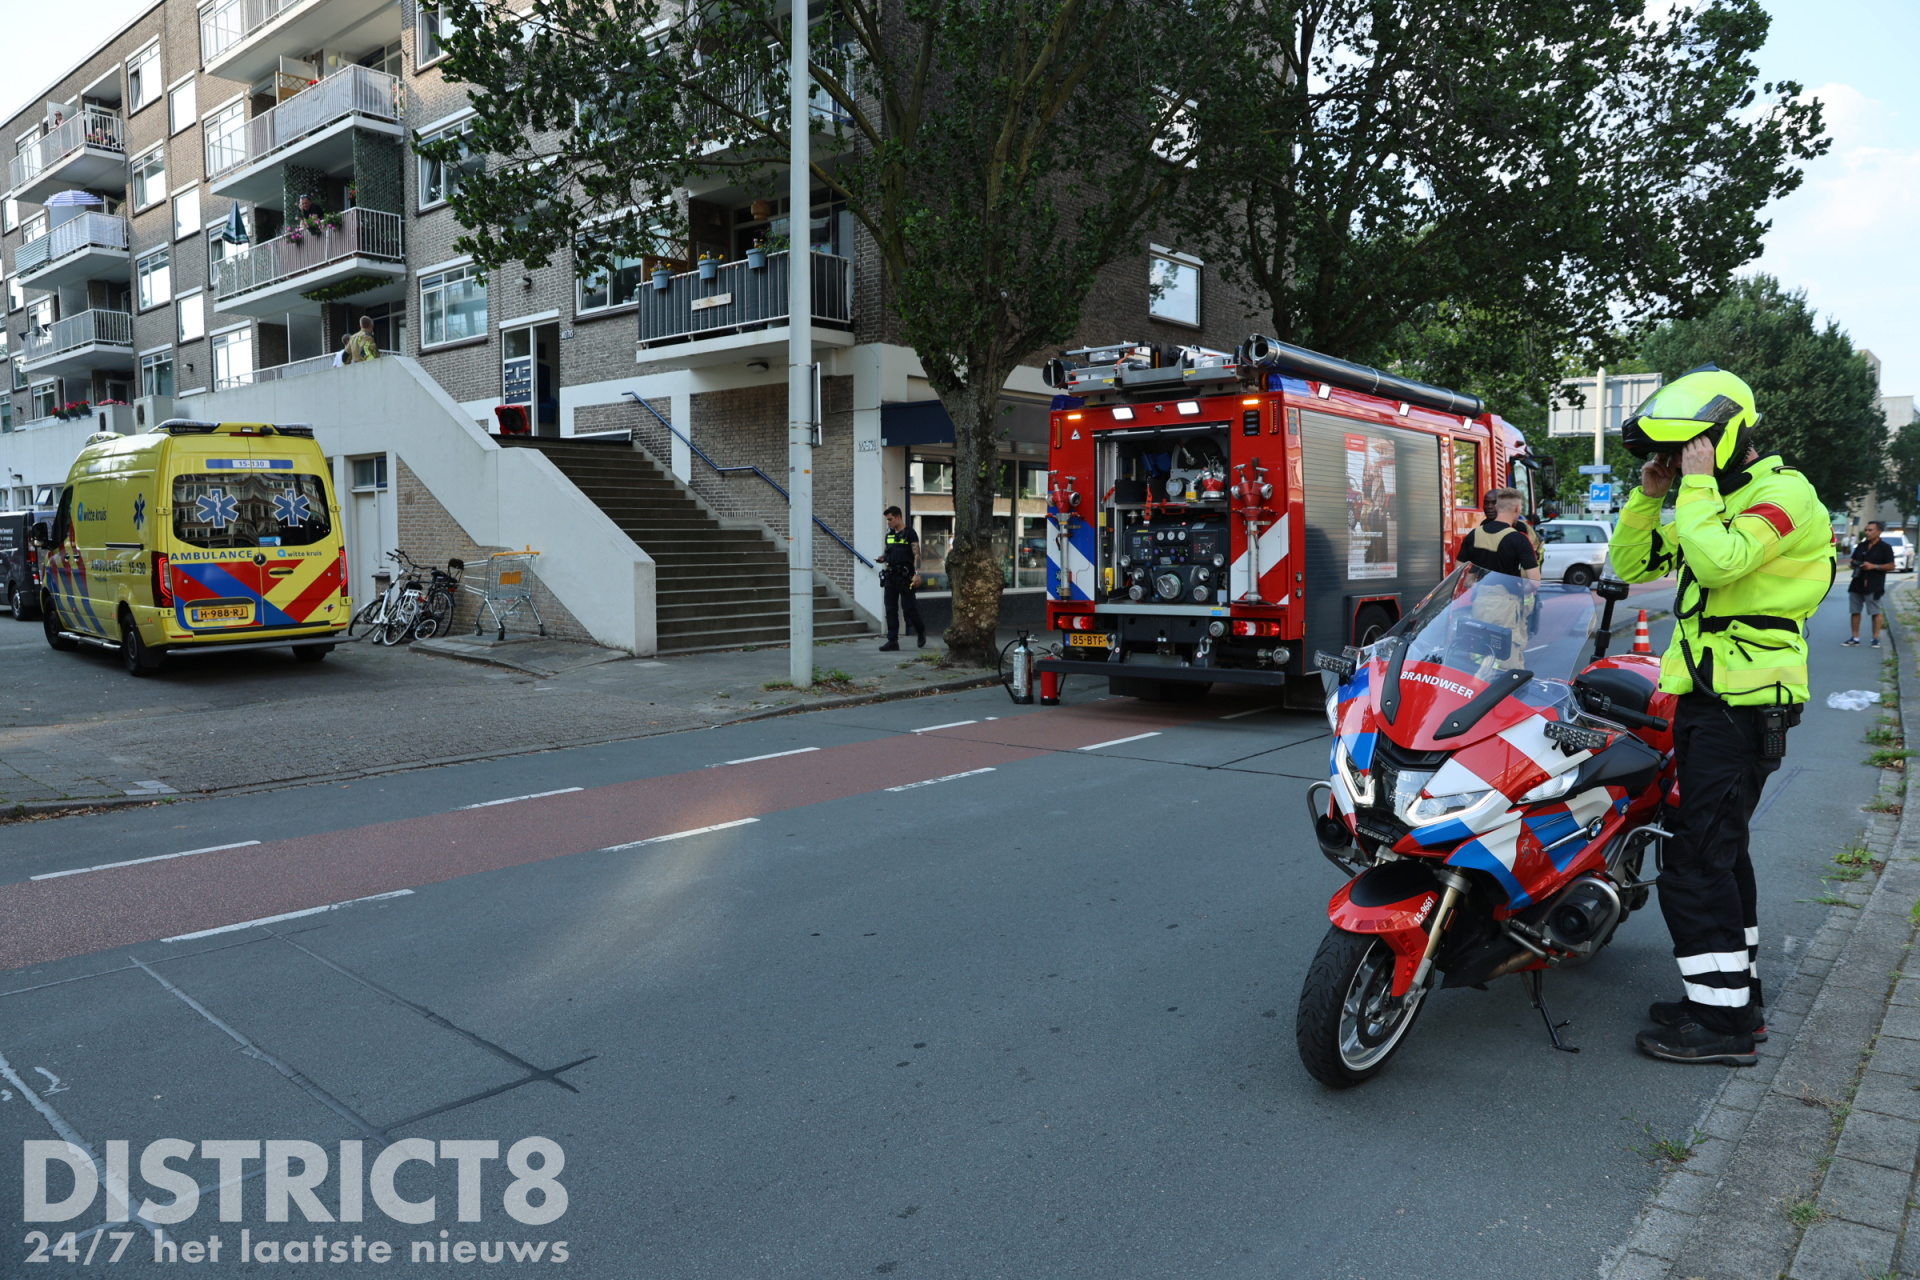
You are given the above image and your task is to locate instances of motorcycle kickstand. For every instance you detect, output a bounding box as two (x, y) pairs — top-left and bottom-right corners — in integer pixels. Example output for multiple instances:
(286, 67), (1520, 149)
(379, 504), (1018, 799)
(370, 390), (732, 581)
(1528, 969), (1580, 1054)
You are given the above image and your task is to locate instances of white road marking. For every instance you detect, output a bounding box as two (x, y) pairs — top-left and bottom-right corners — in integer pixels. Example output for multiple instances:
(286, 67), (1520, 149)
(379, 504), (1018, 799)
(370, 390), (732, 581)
(712, 747), (820, 767)
(605, 818), (760, 851)
(162, 890), (415, 942)
(1078, 732), (1162, 751)
(886, 768), (997, 792)
(456, 787), (584, 809)
(1218, 707), (1276, 720)
(911, 720), (977, 733)
(32, 841), (263, 881)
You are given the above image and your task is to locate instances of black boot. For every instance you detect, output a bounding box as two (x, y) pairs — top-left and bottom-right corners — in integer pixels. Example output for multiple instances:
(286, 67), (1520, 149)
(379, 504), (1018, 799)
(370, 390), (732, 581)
(1635, 1018), (1758, 1066)
(879, 639), (900, 651)
(917, 631), (927, 648)
(1649, 999), (1767, 1043)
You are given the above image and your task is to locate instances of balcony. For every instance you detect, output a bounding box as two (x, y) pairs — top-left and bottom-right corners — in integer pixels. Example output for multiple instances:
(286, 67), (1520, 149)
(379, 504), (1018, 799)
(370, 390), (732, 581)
(215, 347), (398, 391)
(214, 206), (406, 317)
(7, 110), (125, 203)
(209, 65), (405, 205)
(198, 0), (398, 84)
(14, 214), (129, 289)
(690, 44), (854, 153)
(637, 250), (853, 359)
(20, 310), (134, 378)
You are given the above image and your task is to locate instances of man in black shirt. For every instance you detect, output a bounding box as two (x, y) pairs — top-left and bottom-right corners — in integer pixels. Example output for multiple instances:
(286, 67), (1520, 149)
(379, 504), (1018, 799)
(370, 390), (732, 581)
(879, 506), (926, 651)
(1457, 488), (1543, 580)
(1846, 520), (1896, 647)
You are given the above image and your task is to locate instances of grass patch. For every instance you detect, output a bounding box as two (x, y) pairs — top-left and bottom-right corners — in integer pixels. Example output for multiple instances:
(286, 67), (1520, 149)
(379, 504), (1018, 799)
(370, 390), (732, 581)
(1867, 720), (1903, 747)
(1867, 748), (1914, 770)
(1828, 865), (1866, 882)
(1813, 893), (1860, 908)
(762, 668), (876, 696)
(1866, 796), (1904, 814)
(1910, 896), (1920, 926)
(1627, 1116), (1704, 1165)
(1784, 1194), (1827, 1229)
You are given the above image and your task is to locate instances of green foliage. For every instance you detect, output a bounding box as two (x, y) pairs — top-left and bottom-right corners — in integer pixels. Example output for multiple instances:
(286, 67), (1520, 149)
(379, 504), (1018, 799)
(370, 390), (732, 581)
(1641, 276), (1886, 508)
(1888, 419), (1920, 524)
(1178, 0), (1826, 388)
(301, 274), (397, 304)
(427, 0), (1258, 659)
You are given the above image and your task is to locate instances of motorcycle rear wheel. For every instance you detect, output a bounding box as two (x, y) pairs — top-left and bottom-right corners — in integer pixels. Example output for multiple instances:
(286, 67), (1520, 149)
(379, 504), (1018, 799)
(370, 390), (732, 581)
(1297, 926), (1427, 1087)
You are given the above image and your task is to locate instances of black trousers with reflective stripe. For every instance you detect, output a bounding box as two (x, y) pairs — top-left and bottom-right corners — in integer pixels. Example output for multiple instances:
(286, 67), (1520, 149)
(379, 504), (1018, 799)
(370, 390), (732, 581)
(884, 572), (923, 642)
(1659, 693), (1778, 1033)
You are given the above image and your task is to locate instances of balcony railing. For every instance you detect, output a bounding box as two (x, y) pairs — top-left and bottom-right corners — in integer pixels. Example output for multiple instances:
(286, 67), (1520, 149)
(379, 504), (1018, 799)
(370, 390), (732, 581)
(21, 309), (134, 366)
(214, 206), (403, 303)
(208, 64), (403, 180)
(638, 250), (852, 346)
(199, 0), (305, 63)
(689, 47), (854, 143)
(14, 214), (128, 279)
(7, 110), (124, 194)
(216, 347), (398, 390)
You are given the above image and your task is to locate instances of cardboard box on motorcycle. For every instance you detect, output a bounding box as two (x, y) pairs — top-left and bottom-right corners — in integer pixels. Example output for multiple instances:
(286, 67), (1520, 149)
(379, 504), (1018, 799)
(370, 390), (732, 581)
(35, 420), (350, 669)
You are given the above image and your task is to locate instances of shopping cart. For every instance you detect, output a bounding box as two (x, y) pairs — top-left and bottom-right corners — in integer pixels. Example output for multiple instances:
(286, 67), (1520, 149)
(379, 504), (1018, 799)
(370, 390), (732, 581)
(465, 548), (547, 641)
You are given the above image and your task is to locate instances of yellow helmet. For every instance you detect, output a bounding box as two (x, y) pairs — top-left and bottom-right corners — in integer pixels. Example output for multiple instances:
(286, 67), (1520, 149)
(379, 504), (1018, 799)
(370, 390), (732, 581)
(1620, 364), (1758, 473)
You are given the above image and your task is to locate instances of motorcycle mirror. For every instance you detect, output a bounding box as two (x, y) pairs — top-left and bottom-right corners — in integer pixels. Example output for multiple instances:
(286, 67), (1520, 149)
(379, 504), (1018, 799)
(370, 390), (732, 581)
(1592, 577), (1630, 603)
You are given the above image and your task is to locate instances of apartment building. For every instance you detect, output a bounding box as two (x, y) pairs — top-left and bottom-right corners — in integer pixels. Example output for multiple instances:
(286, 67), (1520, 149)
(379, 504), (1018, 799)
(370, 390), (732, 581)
(0, 0), (1259, 651)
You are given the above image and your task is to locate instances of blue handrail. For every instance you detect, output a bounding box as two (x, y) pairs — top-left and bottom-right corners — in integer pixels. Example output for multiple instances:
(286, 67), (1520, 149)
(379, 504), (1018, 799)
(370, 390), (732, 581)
(622, 391), (875, 570)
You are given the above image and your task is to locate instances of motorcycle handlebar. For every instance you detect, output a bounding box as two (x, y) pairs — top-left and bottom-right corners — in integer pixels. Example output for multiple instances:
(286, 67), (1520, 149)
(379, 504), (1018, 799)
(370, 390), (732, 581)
(1577, 687), (1670, 733)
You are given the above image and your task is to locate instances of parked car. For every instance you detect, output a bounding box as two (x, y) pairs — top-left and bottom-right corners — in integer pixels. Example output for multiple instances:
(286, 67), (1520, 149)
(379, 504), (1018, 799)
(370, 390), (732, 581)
(1880, 530), (1913, 572)
(1536, 518), (1613, 586)
(1, 510), (48, 620)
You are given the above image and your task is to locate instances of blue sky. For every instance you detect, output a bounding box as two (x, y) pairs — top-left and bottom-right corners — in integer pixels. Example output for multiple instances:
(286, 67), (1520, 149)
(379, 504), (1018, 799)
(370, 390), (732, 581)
(7, 0), (1914, 394)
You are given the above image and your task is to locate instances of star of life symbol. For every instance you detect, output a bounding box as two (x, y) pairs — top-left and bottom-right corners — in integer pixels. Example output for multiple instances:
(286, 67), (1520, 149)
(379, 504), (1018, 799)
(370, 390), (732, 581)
(132, 494), (146, 531)
(272, 491), (311, 526)
(196, 488), (239, 529)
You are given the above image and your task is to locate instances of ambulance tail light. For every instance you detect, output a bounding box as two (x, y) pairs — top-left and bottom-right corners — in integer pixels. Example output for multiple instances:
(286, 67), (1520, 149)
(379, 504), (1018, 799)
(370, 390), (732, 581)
(151, 552), (173, 607)
(1233, 620), (1283, 637)
(338, 546), (349, 592)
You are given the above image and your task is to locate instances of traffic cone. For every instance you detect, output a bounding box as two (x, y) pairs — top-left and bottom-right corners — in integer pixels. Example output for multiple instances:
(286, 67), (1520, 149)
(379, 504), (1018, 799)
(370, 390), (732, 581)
(1632, 609), (1652, 655)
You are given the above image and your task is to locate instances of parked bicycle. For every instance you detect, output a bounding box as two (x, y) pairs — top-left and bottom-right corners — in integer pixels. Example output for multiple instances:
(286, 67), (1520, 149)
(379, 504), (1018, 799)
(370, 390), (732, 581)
(347, 550), (463, 645)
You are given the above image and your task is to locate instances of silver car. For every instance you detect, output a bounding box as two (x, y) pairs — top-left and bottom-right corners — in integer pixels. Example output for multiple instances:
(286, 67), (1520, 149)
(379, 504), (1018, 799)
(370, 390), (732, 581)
(1538, 519), (1613, 586)
(1879, 531), (1913, 573)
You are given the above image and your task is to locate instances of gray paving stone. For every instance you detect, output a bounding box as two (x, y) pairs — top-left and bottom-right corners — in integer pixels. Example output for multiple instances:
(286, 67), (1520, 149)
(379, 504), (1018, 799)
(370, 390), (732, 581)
(1870, 1033), (1920, 1079)
(1629, 1206), (1697, 1262)
(1790, 1219), (1898, 1280)
(1881, 1002), (1920, 1042)
(1606, 1250), (1673, 1280)
(1853, 1069), (1920, 1123)
(1833, 1108), (1920, 1172)
(1718, 1072), (1771, 1114)
(1702, 1102), (1757, 1142)
(1815, 1156), (1911, 1231)
(1652, 1167), (1717, 1216)
(1682, 1134), (1739, 1180)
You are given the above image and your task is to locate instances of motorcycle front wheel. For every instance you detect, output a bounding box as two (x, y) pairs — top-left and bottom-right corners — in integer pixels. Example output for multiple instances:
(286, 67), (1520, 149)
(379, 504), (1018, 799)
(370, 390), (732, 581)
(1297, 926), (1427, 1087)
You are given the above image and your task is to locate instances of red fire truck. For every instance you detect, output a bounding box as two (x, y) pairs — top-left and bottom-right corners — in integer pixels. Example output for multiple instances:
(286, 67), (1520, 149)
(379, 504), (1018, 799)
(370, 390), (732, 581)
(1035, 336), (1553, 704)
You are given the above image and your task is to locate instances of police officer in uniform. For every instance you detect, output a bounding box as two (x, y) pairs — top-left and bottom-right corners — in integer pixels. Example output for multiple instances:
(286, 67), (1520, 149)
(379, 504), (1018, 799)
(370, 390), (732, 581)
(1609, 365), (1835, 1065)
(879, 506), (926, 651)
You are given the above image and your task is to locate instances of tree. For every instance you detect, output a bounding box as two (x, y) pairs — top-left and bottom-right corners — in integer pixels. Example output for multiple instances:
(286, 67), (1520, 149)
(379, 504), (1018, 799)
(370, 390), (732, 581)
(1888, 422), (1920, 528)
(1178, 0), (1826, 381)
(425, 0), (1257, 663)
(1640, 275), (1885, 510)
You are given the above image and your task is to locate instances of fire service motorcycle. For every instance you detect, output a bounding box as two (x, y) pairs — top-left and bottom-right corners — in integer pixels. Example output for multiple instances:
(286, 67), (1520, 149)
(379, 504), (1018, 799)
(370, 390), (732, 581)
(1297, 567), (1676, 1087)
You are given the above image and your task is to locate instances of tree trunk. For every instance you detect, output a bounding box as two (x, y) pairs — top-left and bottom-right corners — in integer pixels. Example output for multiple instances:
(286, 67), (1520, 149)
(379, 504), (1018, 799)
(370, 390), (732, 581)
(936, 375), (1010, 666)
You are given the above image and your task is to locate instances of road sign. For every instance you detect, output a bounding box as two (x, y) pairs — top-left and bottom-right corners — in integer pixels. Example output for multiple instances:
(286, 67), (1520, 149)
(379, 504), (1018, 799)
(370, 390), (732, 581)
(1588, 482), (1613, 505)
(1578, 464), (1612, 475)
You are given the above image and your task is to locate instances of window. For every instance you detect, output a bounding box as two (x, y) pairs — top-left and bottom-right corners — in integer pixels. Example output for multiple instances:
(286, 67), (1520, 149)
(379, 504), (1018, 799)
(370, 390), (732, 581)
(141, 349), (174, 397)
(207, 221), (245, 275)
(26, 298), (53, 335)
(7, 279), (22, 312)
(1452, 439), (1480, 508)
(21, 213), (47, 244)
(418, 120), (479, 207)
(11, 358), (26, 390)
(169, 79), (197, 134)
(417, 6), (454, 65)
(128, 41), (162, 112)
(351, 456), (388, 490)
(419, 263), (486, 346)
(203, 101), (245, 175)
(1, 401), (10, 433)
(173, 188), (202, 239)
(211, 328), (252, 389)
(137, 248), (172, 310)
(1147, 248), (1201, 327)
(176, 290), (205, 342)
(577, 252), (646, 312)
(31, 383), (58, 421)
(171, 471), (333, 549)
(363, 40), (403, 78)
(2, 199), (15, 232)
(131, 147), (166, 209)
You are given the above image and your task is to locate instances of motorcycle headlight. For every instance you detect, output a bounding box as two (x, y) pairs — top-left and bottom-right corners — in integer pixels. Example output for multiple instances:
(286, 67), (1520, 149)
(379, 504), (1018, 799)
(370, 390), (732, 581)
(1324, 687), (1339, 732)
(1404, 788), (1495, 826)
(1519, 772), (1577, 804)
(1335, 739), (1374, 806)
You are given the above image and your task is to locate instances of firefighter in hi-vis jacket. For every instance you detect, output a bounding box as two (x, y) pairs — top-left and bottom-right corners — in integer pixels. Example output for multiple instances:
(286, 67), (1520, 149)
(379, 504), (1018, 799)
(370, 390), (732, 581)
(1609, 365), (1835, 1067)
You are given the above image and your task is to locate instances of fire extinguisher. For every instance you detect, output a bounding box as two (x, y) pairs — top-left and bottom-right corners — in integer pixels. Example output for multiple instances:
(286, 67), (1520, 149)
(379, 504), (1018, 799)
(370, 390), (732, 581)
(1004, 631), (1035, 704)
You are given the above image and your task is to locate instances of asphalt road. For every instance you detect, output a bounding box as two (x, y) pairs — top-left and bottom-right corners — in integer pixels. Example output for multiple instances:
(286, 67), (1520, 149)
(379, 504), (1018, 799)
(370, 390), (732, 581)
(0, 587), (1895, 1279)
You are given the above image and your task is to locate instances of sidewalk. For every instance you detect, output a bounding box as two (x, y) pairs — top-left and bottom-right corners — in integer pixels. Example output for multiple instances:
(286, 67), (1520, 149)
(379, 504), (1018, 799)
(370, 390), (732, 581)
(1607, 578), (1920, 1280)
(0, 629), (1008, 815)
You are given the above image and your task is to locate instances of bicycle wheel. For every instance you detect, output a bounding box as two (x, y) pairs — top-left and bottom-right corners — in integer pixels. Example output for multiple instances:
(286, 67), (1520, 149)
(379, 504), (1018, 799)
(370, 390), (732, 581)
(423, 588), (454, 638)
(380, 592), (423, 646)
(347, 597), (384, 640)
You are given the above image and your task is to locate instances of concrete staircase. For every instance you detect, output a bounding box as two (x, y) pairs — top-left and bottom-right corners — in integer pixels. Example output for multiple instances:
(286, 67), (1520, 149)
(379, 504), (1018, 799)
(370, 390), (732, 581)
(498, 436), (872, 652)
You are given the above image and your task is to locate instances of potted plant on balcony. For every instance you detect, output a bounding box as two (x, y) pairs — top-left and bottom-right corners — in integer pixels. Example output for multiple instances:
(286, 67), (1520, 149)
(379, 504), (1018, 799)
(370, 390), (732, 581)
(697, 251), (720, 281)
(652, 264), (673, 291)
(746, 239), (767, 270)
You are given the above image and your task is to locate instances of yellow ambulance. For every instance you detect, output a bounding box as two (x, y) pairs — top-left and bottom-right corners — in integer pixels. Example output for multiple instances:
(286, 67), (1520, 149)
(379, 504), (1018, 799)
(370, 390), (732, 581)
(33, 420), (351, 675)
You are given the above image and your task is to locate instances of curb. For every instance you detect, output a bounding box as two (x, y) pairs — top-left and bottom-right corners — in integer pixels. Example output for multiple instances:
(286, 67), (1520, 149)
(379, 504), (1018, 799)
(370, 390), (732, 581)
(1604, 580), (1918, 1280)
(722, 673), (1002, 723)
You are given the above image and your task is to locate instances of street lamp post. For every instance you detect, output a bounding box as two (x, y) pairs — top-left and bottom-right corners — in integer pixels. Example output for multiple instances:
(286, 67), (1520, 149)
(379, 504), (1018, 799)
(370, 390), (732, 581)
(787, 3), (814, 689)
